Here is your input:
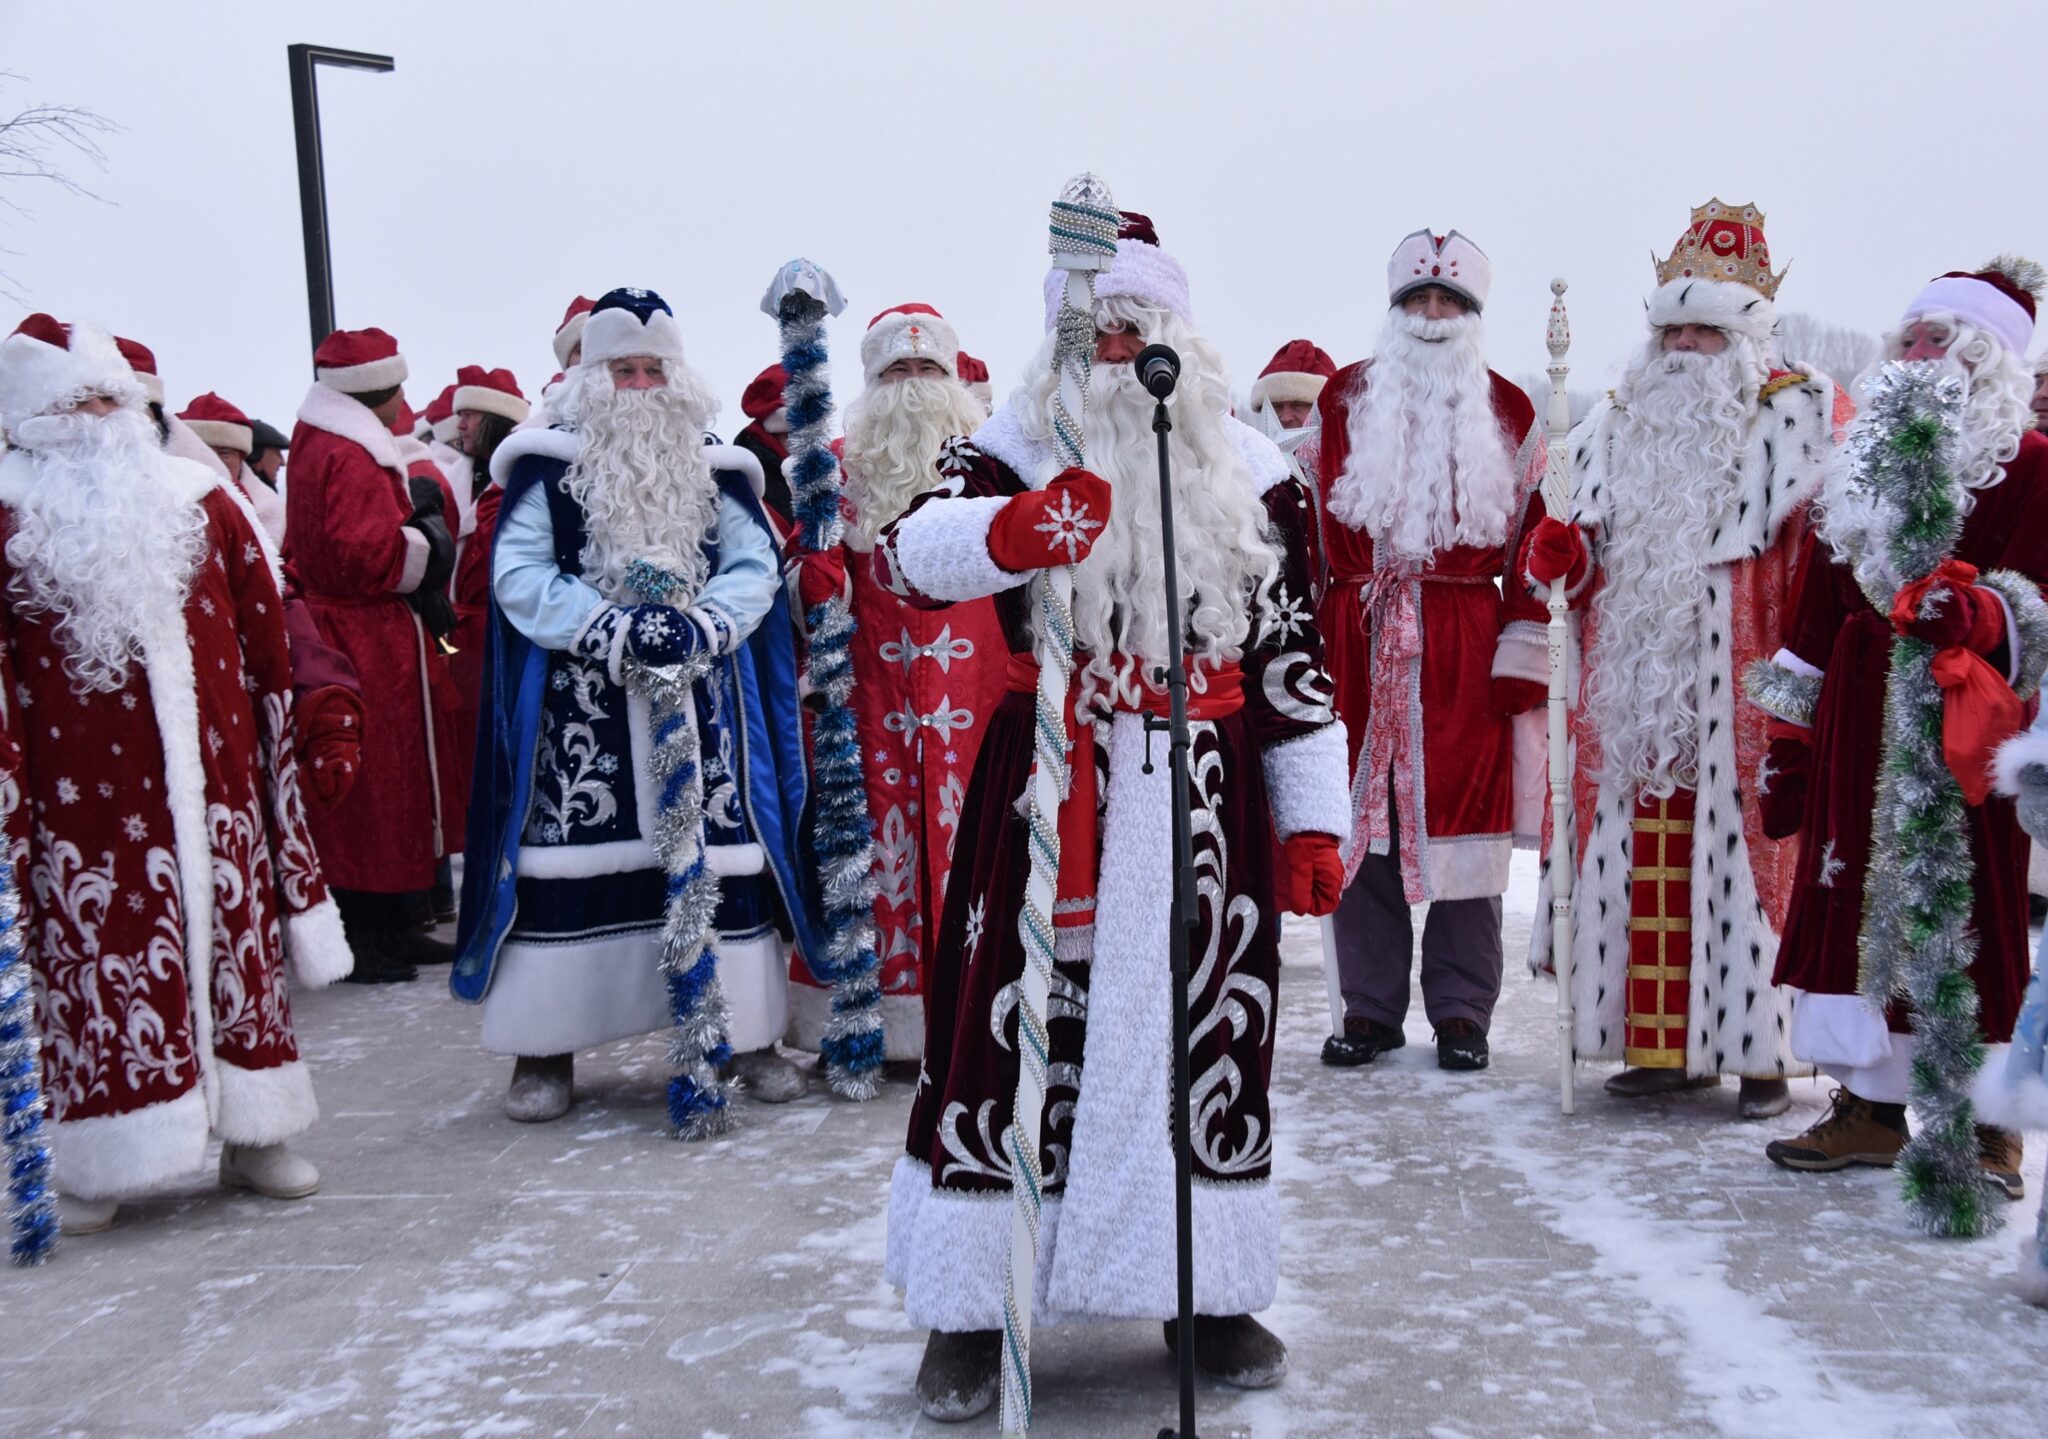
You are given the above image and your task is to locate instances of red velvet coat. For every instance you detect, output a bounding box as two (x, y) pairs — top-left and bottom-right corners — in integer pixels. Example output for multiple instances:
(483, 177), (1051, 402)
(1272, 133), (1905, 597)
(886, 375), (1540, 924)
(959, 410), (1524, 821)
(0, 458), (352, 1199)
(286, 385), (449, 893)
(1310, 363), (1548, 902)
(1771, 430), (2048, 1044)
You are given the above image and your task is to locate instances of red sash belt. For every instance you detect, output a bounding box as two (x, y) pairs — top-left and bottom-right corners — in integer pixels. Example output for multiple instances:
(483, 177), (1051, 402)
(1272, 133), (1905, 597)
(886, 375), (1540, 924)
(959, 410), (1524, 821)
(1003, 651), (1244, 949)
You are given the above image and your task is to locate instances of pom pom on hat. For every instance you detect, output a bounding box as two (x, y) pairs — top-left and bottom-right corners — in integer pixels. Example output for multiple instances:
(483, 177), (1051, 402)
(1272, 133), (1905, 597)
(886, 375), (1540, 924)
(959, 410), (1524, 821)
(114, 335), (165, 404)
(314, 327), (409, 393)
(178, 391), (254, 453)
(1249, 339), (1335, 413)
(861, 303), (960, 384)
(579, 288), (687, 370)
(0, 314), (144, 432)
(453, 364), (530, 424)
(553, 295), (595, 369)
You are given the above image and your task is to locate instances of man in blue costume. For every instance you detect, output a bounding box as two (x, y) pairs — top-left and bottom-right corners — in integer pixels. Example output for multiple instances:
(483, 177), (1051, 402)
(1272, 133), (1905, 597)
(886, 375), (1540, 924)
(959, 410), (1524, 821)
(453, 288), (820, 1127)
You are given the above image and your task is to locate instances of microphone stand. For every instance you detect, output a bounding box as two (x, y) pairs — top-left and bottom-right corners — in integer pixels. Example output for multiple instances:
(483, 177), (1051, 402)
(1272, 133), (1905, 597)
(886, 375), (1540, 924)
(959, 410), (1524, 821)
(1138, 380), (1200, 1439)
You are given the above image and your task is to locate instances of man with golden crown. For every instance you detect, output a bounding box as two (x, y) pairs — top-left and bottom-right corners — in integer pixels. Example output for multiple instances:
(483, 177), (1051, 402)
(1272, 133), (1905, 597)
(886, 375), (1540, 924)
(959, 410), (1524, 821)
(1525, 202), (1852, 1119)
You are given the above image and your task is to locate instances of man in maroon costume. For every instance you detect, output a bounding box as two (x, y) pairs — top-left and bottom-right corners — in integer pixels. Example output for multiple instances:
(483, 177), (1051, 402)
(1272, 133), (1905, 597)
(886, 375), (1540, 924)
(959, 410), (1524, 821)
(877, 215), (1349, 1420)
(1308, 229), (1549, 1073)
(785, 304), (1006, 1064)
(288, 327), (461, 982)
(0, 315), (355, 1234)
(1751, 260), (2048, 1195)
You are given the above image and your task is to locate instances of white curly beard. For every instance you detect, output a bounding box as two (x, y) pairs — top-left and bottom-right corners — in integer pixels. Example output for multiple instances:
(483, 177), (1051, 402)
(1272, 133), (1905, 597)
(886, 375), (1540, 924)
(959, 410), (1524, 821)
(3, 406), (210, 693)
(557, 367), (720, 602)
(1328, 309), (1515, 564)
(841, 376), (988, 553)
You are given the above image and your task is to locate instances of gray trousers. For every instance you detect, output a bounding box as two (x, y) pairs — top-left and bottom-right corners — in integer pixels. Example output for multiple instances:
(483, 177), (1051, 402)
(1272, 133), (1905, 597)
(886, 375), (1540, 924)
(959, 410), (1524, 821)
(1332, 831), (1504, 1033)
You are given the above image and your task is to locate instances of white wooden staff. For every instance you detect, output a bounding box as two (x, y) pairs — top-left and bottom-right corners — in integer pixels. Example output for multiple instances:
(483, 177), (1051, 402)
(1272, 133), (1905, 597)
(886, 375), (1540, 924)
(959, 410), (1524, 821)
(1543, 277), (1577, 1116)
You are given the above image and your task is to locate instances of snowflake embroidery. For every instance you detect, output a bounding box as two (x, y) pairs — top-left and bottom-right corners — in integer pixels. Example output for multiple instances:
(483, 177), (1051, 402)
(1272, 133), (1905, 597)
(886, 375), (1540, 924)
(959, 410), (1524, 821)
(944, 750), (958, 765)
(122, 814), (148, 842)
(96, 782), (113, 799)
(126, 892), (145, 913)
(197, 596), (216, 617)
(118, 692), (136, 711)
(551, 669), (572, 692)
(1816, 838), (1845, 889)
(1033, 487), (1104, 562)
(14, 684), (29, 709)
(207, 726), (225, 756)
(874, 748), (890, 764)
(937, 436), (979, 473)
(595, 753), (620, 775)
(1262, 582), (1311, 646)
(55, 777), (79, 804)
(633, 609), (675, 645)
(963, 895), (987, 964)
(542, 821), (564, 843)
(244, 544), (260, 566)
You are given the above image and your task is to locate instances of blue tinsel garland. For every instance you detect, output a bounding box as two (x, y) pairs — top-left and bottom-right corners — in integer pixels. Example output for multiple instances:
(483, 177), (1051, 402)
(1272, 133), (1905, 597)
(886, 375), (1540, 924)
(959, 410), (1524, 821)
(0, 855), (57, 1263)
(779, 292), (884, 1100)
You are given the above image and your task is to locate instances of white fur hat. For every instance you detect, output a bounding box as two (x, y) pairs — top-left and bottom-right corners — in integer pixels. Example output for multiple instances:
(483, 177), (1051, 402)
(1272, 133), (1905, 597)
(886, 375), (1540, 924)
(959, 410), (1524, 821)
(0, 314), (143, 433)
(861, 304), (959, 383)
(579, 288), (688, 369)
(1041, 212), (1192, 330)
(1388, 230), (1492, 312)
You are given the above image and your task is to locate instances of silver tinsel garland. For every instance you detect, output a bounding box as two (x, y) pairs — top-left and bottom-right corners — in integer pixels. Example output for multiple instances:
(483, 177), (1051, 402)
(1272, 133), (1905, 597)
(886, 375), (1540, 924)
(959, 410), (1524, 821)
(0, 868), (57, 1265)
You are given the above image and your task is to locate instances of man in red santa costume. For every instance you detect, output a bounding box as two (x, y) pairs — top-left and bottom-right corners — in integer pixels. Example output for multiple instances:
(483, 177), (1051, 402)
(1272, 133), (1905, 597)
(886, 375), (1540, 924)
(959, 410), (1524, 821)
(0, 315), (354, 1234)
(180, 391), (288, 545)
(1312, 230), (1548, 1073)
(1248, 339), (1335, 457)
(877, 214), (1349, 1418)
(732, 363), (795, 526)
(1525, 202), (1851, 1119)
(289, 327), (461, 983)
(1751, 259), (2048, 1191)
(785, 304), (1005, 1065)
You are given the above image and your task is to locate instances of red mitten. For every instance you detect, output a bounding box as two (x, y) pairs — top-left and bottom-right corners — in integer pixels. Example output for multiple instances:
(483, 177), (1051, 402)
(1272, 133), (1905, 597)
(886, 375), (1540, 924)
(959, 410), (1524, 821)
(1759, 723), (1811, 841)
(1492, 676), (1547, 716)
(1524, 516), (1589, 590)
(1281, 831), (1344, 917)
(986, 467), (1112, 573)
(297, 684), (365, 813)
(795, 548), (847, 609)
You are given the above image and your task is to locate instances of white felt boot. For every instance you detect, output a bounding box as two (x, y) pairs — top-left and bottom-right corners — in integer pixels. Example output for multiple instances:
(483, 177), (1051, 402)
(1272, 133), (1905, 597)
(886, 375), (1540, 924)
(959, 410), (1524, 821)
(220, 1142), (322, 1199)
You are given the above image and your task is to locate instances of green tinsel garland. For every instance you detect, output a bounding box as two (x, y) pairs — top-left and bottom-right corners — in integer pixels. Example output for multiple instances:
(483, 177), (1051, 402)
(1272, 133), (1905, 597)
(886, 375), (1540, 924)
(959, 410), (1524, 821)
(1851, 361), (2002, 1238)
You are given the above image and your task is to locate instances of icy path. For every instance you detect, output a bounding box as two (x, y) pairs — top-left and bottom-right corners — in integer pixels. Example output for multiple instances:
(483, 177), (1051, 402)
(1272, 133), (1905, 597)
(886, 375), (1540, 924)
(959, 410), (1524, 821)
(3, 853), (2045, 1437)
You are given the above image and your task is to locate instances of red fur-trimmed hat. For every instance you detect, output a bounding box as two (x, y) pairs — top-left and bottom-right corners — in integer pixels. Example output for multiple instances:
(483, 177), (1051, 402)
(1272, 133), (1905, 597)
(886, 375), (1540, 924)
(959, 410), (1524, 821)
(453, 365), (530, 424)
(113, 335), (165, 404)
(1903, 256), (2045, 359)
(423, 383), (459, 444)
(0, 313), (144, 432)
(741, 363), (789, 434)
(553, 295), (595, 369)
(178, 391), (254, 453)
(955, 350), (992, 409)
(862, 303), (960, 384)
(314, 327), (408, 393)
(1250, 340), (1335, 414)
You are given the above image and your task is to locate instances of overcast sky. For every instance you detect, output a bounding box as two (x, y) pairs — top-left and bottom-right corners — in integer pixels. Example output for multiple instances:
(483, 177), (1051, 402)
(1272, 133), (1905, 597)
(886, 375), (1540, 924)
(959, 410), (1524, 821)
(6, 1), (2045, 438)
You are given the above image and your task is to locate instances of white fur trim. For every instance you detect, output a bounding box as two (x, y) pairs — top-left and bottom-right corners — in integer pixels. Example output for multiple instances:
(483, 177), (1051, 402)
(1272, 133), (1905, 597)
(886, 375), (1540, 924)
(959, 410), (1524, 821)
(213, 1057), (319, 1147)
(1974, 1034), (2048, 1132)
(1249, 371), (1328, 413)
(1263, 723), (1350, 840)
(1994, 726), (2048, 798)
(163, 415), (232, 482)
(861, 310), (960, 384)
(763, 407), (790, 435)
(703, 841), (765, 877)
(489, 423), (579, 487)
(53, 1087), (209, 1200)
(135, 372), (164, 405)
(453, 385), (531, 425)
(2014, 1240), (2048, 1307)
(1491, 622), (1550, 685)
(1788, 990), (1894, 1068)
(890, 494), (1021, 603)
(296, 382), (407, 476)
(705, 442), (766, 500)
(184, 418), (253, 453)
(890, 1158), (1068, 1330)
(786, 982), (923, 1062)
(553, 312), (589, 370)
(315, 352), (408, 392)
(432, 415), (460, 445)
(1770, 646), (1823, 682)
(1645, 277), (1776, 348)
(969, 401), (1061, 488)
(481, 930), (670, 1055)
(580, 306), (686, 369)
(1904, 277), (2035, 360)
(394, 526), (429, 594)
(0, 320), (143, 431)
(1423, 832), (1512, 902)
(1226, 415), (1291, 495)
(715, 926), (790, 1055)
(286, 899), (355, 988)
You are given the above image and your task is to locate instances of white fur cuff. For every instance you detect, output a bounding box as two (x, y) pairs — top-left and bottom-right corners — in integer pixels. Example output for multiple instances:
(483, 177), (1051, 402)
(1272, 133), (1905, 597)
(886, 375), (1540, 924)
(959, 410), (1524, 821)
(214, 1057), (321, 1147)
(53, 1087), (210, 1200)
(1994, 728), (2048, 799)
(1491, 624), (1550, 686)
(287, 900), (355, 988)
(393, 527), (429, 594)
(890, 495), (1024, 603)
(1263, 724), (1351, 839)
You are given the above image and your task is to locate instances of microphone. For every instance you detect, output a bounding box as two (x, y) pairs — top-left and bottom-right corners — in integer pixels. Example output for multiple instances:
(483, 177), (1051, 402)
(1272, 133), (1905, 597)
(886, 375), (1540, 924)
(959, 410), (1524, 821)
(1135, 343), (1181, 400)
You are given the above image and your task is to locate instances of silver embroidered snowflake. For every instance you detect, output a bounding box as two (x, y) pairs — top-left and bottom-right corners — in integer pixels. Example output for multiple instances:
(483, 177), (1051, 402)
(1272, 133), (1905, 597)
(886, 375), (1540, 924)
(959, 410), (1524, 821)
(963, 894), (986, 962)
(96, 782), (113, 799)
(595, 753), (620, 775)
(120, 693), (137, 711)
(542, 821), (564, 843)
(122, 814), (147, 842)
(198, 596), (216, 616)
(1816, 838), (1845, 888)
(1263, 582), (1310, 645)
(551, 670), (572, 691)
(937, 436), (979, 473)
(55, 777), (79, 804)
(126, 892), (145, 913)
(1032, 488), (1104, 562)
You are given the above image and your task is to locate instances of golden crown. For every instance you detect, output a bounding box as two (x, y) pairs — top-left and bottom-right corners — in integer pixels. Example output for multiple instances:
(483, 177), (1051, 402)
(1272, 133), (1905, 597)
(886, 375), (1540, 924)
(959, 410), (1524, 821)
(1654, 199), (1785, 299)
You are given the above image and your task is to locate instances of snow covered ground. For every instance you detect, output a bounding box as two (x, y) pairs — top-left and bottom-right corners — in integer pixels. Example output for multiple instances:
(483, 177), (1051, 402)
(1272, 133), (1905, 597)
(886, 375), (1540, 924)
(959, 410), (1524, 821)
(5, 852), (2046, 1438)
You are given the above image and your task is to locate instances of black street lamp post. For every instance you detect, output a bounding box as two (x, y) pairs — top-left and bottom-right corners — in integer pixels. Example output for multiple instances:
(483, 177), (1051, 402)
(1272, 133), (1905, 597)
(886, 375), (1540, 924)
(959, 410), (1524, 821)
(287, 44), (393, 366)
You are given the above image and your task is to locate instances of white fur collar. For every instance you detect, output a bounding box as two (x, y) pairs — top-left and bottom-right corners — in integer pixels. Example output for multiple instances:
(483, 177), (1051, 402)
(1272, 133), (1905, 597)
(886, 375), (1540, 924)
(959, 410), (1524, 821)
(489, 424), (580, 487)
(705, 442), (765, 499)
(969, 401), (1289, 496)
(296, 381), (405, 476)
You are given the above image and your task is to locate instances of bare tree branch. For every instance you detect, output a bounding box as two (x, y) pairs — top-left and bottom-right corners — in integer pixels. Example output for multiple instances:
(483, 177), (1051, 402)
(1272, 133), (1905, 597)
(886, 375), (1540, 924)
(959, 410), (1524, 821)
(0, 71), (119, 304)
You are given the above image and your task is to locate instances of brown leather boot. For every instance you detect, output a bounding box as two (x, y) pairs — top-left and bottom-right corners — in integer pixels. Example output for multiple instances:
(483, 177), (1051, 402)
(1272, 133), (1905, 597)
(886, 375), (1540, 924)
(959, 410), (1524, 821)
(1765, 1088), (1908, 1171)
(1979, 1125), (2025, 1200)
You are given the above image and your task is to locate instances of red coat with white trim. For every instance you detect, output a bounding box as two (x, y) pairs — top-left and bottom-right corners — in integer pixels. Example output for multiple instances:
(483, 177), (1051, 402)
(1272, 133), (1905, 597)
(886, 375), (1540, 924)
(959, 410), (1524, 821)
(0, 460), (352, 1200)
(286, 384), (449, 892)
(1310, 363), (1548, 903)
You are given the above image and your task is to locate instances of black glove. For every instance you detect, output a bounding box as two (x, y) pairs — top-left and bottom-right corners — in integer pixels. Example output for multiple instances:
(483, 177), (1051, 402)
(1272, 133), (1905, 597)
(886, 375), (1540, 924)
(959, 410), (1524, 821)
(406, 582), (458, 639)
(407, 473), (446, 519)
(407, 511), (457, 592)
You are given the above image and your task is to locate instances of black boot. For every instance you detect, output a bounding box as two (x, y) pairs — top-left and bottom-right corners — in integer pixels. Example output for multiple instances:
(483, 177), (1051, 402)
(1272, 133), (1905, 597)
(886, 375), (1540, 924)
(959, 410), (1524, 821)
(341, 929), (416, 985)
(386, 927), (456, 966)
(1163, 1313), (1288, 1389)
(1434, 1018), (1489, 1071)
(1321, 1018), (1405, 1068)
(915, 1329), (1000, 1422)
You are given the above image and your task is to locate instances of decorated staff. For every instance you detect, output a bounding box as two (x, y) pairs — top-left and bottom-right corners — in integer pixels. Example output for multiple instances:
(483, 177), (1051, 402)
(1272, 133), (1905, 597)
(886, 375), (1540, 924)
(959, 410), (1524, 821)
(761, 261), (886, 1101)
(1541, 278), (1577, 1116)
(0, 854), (56, 1265)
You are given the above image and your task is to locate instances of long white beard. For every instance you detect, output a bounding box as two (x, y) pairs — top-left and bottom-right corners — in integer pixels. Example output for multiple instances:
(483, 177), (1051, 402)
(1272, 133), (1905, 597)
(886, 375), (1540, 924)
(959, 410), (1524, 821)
(841, 376), (987, 552)
(1328, 310), (1516, 564)
(4, 407), (211, 693)
(560, 371), (720, 602)
(1586, 347), (1751, 794)
(1815, 343), (2035, 596)
(1028, 353), (1281, 708)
